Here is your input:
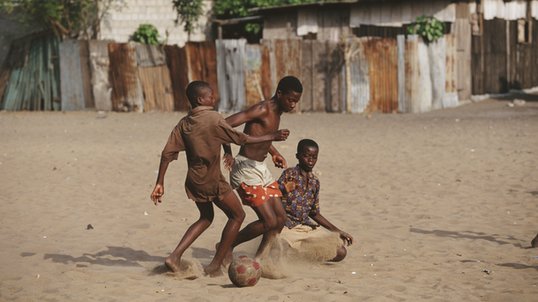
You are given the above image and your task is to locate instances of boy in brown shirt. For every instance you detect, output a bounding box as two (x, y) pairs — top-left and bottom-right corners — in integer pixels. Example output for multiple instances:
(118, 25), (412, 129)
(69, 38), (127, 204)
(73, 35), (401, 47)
(150, 81), (289, 276)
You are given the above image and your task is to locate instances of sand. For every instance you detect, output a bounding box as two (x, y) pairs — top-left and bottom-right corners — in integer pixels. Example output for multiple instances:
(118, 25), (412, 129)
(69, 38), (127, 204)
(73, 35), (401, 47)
(1, 96), (537, 301)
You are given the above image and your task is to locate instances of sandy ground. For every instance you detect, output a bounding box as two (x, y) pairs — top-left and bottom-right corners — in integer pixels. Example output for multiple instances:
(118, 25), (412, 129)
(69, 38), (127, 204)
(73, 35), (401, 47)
(1, 96), (537, 302)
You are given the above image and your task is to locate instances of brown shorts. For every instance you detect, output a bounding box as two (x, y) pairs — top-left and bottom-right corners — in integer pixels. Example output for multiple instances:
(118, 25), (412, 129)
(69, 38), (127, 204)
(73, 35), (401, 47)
(236, 181), (282, 207)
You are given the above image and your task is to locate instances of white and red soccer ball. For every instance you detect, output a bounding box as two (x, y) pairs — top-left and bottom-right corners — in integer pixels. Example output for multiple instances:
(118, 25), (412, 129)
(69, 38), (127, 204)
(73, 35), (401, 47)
(228, 255), (262, 287)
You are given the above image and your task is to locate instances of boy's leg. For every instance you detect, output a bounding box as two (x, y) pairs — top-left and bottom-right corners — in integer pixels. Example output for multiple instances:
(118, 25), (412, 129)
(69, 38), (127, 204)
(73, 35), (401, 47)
(232, 201), (279, 258)
(269, 197), (287, 233)
(204, 191), (245, 276)
(165, 202), (214, 272)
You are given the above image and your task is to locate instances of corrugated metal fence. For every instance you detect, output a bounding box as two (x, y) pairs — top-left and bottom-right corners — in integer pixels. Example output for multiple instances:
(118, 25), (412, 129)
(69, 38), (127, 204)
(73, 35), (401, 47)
(1, 35), (504, 113)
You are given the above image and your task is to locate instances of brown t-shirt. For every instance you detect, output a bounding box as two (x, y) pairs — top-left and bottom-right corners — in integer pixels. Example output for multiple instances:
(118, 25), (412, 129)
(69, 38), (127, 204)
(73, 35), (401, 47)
(161, 106), (248, 202)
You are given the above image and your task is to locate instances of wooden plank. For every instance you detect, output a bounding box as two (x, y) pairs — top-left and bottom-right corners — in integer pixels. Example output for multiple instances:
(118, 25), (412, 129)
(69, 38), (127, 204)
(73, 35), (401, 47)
(327, 41), (343, 112)
(397, 35), (407, 112)
(260, 42), (273, 100)
(60, 40), (86, 111)
(164, 45), (189, 111)
(89, 40), (112, 111)
(300, 40), (313, 112)
(272, 39), (303, 112)
(108, 42), (144, 112)
(78, 40), (94, 108)
(138, 65), (174, 112)
(455, 8), (472, 100)
(312, 40), (327, 111)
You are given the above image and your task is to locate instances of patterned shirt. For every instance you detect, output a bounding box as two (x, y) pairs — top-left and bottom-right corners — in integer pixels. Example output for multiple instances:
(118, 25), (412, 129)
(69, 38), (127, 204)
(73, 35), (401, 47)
(278, 165), (320, 228)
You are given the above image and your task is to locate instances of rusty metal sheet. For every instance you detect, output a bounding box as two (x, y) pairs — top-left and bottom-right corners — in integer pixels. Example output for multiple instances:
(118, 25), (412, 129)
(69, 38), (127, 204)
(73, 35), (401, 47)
(363, 37), (398, 113)
(404, 35), (432, 113)
(138, 65), (174, 112)
(244, 43), (264, 108)
(108, 42), (144, 112)
(185, 41), (219, 104)
(164, 45), (189, 111)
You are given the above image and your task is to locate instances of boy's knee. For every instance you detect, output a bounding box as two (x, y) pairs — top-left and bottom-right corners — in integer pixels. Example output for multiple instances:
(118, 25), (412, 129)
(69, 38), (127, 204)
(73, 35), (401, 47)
(262, 217), (278, 231)
(331, 246), (347, 262)
(235, 208), (246, 222)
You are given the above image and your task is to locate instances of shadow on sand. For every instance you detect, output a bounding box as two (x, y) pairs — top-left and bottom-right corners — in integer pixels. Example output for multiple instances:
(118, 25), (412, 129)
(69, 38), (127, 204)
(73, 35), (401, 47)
(409, 228), (523, 247)
(42, 246), (164, 268)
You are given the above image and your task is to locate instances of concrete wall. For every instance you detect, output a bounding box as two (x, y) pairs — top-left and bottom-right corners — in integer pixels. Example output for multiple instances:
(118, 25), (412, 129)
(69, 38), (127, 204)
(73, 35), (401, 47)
(98, 0), (213, 46)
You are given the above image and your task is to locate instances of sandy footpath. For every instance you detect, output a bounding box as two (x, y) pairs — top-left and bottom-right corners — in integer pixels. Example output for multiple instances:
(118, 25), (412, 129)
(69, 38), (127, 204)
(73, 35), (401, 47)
(0, 97), (537, 301)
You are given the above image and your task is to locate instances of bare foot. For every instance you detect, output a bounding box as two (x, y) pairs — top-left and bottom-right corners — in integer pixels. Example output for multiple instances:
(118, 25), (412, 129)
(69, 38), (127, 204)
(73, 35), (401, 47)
(204, 264), (224, 277)
(215, 242), (233, 266)
(164, 256), (181, 273)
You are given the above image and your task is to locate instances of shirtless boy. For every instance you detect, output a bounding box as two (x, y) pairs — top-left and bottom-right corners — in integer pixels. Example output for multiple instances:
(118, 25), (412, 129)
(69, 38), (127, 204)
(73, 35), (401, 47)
(223, 76), (303, 261)
(150, 81), (289, 276)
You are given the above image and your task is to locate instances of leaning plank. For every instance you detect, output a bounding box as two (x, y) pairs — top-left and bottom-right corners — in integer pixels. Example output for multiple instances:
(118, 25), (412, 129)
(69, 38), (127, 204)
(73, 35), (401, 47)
(60, 40), (86, 110)
(89, 40), (112, 111)
(138, 65), (174, 112)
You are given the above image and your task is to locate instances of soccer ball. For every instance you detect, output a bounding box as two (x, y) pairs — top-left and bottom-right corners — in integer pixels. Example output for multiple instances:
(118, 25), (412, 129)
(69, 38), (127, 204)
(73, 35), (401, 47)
(228, 255), (262, 287)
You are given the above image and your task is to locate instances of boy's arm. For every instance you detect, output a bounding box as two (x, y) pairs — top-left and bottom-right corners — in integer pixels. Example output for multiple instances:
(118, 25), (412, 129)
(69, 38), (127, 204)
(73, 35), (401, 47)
(225, 102), (267, 127)
(150, 158), (169, 205)
(311, 213), (354, 246)
(150, 127), (184, 205)
(269, 144), (287, 169)
(222, 143), (234, 171)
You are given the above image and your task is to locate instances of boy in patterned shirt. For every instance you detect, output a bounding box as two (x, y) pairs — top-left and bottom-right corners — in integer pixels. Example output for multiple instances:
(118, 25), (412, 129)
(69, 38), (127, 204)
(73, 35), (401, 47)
(278, 139), (353, 261)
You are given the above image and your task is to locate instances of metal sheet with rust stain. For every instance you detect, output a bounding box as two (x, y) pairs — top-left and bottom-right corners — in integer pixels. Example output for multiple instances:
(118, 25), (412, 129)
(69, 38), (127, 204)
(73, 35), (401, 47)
(362, 38), (398, 113)
(244, 44), (264, 107)
(108, 43), (143, 112)
(164, 45), (189, 111)
(185, 42), (219, 105)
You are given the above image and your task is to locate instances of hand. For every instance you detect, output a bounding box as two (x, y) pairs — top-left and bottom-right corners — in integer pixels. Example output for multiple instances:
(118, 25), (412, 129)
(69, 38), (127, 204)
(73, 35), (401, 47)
(150, 184), (164, 206)
(223, 153), (235, 171)
(339, 231), (353, 246)
(272, 153), (288, 169)
(273, 129), (290, 141)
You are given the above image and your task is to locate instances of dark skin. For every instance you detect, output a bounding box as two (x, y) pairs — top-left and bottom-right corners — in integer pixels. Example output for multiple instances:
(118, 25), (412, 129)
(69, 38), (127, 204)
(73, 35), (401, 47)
(222, 89), (301, 260)
(150, 87), (289, 276)
(291, 145), (354, 261)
